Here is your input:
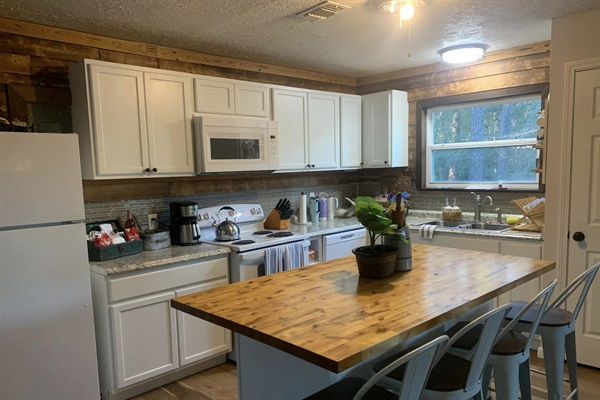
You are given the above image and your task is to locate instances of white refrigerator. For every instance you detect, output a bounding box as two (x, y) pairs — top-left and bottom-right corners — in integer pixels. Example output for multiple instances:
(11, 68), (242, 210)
(0, 133), (100, 399)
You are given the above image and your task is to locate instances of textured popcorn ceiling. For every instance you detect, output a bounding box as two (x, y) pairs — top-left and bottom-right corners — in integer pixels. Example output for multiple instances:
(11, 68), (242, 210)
(0, 0), (598, 77)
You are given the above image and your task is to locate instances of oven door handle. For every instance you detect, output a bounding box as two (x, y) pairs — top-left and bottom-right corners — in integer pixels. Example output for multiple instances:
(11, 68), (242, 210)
(238, 252), (265, 262)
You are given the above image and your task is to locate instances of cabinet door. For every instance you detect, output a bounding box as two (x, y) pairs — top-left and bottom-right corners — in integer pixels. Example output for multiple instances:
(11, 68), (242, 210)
(308, 93), (339, 169)
(194, 78), (235, 114)
(110, 291), (178, 389)
(272, 88), (309, 170)
(145, 72), (195, 175)
(89, 64), (149, 176)
(235, 83), (270, 117)
(499, 241), (543, 304)
(175, 278), (232, 366)
(340, 95), (362, 169)
(362, 92), (391, 168)
(432, 234), (500, 253)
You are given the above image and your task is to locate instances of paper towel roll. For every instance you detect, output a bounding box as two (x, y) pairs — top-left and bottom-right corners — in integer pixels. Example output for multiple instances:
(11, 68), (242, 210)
(299, 192), (307, 224)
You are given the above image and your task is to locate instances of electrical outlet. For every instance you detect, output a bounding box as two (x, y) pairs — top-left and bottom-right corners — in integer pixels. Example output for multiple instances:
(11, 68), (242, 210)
(147, 213), (158, 231)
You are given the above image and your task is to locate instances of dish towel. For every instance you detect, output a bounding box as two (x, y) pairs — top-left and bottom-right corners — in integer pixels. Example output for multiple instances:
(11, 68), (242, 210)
(283, 242), (305, 271)
(264, 247), (284, 275)
(419, 224), (437, 239)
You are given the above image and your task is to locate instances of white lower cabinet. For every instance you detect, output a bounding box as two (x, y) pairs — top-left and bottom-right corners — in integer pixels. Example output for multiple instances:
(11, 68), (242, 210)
(111, 291), (178, 388)
(91, 256), (231, 400)
(176, 279), (231, 366)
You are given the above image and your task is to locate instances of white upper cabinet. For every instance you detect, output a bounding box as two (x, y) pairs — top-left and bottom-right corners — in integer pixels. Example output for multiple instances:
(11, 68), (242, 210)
(70, 60), (195, 179)
(272, 88), (341, 171)
(340, 95), (362, 169)
(307, 93), (340, 169)
(362, 90), (408, 168)
(194, 77), (269, 117)
(272, 88), (309, 170)
(145, 72), (195, 175)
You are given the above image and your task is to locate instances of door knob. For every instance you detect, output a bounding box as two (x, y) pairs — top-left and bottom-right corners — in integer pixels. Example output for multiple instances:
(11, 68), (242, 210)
(152, 167), (158, 172)
(144, 168), (151, 173)
(573, 231), (585, 242)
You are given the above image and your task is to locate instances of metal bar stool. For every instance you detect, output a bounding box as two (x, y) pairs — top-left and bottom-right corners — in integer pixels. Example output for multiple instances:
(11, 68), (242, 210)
(445, 280), (558, 399)
(373, 304), (512, 400)
(304, 335), (449, 400)
(505, 263), (599, 400)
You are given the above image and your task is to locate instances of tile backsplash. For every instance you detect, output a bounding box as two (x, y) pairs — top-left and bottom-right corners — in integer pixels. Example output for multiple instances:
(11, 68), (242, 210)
(85, 184), (358, 229)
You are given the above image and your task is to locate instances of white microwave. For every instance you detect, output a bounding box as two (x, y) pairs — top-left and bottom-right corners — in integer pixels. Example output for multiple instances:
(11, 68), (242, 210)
(193, 115), (279, 173)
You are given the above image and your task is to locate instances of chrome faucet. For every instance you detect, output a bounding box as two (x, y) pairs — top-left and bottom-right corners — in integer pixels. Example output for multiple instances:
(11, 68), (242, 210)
(495, 207), (503, 224)
(470, 192), (493, 222)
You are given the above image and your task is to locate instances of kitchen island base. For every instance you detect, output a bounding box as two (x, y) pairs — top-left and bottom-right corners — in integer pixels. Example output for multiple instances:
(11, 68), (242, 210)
(236, 303), (490, 400)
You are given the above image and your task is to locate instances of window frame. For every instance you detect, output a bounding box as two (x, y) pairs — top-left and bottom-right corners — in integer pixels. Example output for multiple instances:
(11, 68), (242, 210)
(416, 84), (549, 191)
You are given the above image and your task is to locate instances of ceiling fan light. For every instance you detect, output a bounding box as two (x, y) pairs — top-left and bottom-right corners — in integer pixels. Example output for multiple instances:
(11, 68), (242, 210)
(399, 3), (414, 20)
(439, 44), (488, 64)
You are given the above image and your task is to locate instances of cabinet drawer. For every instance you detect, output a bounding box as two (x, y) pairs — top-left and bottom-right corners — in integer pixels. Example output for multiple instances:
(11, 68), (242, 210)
(108, 256), (228, 302)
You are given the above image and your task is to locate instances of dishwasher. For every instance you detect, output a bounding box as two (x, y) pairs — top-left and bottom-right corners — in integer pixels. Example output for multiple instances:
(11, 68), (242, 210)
(322, 228), (367, 261)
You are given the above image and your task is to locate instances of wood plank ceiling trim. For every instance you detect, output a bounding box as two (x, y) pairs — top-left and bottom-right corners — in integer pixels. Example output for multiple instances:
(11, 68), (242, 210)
(0, 17), (356, 87)
(357, 41), (550, 87)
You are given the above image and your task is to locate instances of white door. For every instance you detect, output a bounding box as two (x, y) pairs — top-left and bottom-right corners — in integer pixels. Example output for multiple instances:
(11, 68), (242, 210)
(272, 88), (309, 170)
(308, 93), (339, 169)
(110, 291), (178, 388)
(362, 92), (391, 168)
(89, 64), (149, 176)
(340, 95), (362, 169)
(567, 67), (600, 367)
(145, 72), (195, 175)
(175, 279), (232, 366)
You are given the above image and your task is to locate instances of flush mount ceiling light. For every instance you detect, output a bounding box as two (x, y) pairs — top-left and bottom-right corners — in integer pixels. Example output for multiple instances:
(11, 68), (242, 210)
(438, 44), (488, 64)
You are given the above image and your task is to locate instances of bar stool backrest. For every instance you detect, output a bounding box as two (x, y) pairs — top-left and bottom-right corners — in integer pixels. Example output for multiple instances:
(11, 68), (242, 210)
(436, 303), (512, 394)
(353, 335), (449, 400)
(549, 262), (600, 327)
(500, 279), (558, 352)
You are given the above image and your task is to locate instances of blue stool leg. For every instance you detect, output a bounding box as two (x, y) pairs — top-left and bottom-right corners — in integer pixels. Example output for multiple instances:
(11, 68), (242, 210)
(541, 328), (566, 400)
(565, 330), (578, 400)
(491, 357), (520, 400)
(518, 358), (532, 400)
(481, 364), (493, 400)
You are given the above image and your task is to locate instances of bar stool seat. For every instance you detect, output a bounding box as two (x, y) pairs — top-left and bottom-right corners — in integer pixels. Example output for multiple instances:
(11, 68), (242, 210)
(506, 301), (572, 327)
(446, 321), (528, 356)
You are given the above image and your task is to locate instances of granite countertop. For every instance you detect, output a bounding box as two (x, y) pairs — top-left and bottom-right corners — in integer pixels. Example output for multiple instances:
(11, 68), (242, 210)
(90, 211), (541, 276)
(89, 244), (231, 276)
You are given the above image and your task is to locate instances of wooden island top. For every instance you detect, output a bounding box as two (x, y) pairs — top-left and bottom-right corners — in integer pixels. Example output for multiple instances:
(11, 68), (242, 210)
(171, 244), (555, 373)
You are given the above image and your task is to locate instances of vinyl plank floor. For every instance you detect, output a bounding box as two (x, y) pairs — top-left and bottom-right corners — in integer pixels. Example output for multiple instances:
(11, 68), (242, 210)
(132, 354), (599, 400)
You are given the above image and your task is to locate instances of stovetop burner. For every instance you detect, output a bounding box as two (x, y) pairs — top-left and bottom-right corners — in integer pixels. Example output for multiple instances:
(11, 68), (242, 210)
(253, 230), (273, 235)
(232, 240), (255, 245)
(214, 238), (235, 242)
(267, 232), (294, 238)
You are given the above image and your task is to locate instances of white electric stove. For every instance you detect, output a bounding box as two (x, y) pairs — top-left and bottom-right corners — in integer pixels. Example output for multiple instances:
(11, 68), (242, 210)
(197, 204), (310, 282)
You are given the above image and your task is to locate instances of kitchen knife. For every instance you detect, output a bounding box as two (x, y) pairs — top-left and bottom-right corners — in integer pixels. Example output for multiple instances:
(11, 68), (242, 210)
(275, 198), (283, 211)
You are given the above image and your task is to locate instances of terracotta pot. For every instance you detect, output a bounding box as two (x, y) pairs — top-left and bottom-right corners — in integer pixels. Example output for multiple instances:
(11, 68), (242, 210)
(352, 245), (397, 279)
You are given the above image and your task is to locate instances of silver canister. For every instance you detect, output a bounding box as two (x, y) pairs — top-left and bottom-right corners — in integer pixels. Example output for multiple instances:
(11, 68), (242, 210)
(383, 226), (412, 272)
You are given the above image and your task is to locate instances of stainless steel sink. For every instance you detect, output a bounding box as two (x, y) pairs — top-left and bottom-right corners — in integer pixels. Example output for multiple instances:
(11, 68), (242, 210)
(418, 221), (511, 232)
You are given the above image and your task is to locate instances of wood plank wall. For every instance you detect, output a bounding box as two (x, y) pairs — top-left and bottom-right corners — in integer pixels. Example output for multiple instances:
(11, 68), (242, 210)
(356, 42), (551, 173)
(0, 17), (550, 202)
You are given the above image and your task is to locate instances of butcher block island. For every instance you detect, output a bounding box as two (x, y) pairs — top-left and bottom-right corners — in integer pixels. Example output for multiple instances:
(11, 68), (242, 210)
(171, 244), (555, 400)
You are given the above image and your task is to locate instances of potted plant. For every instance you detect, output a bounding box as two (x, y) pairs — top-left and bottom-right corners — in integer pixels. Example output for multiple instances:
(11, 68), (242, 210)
(351, 196), (399, 278)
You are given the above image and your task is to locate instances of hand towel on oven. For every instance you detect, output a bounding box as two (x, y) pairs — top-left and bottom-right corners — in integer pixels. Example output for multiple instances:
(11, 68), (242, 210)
(264, 247), (284, 275)
(283, 242), (305, 271)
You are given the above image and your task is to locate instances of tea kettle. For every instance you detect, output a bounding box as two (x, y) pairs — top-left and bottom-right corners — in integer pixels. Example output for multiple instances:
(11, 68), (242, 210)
(212, 206), (241, 241)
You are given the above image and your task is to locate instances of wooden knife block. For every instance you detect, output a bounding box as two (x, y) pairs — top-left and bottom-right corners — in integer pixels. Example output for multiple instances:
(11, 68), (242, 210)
(264, 209), (290, 230)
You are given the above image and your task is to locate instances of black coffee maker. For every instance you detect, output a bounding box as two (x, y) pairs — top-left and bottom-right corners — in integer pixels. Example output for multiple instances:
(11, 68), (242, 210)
(170, 202), (201, 245)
